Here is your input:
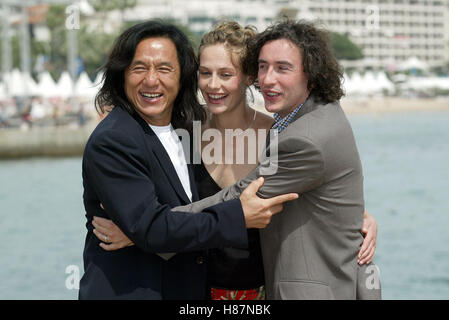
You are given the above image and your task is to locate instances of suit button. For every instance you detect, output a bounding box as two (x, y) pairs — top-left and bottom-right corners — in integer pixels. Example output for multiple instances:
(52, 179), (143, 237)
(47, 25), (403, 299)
(196, 256), (205, 265)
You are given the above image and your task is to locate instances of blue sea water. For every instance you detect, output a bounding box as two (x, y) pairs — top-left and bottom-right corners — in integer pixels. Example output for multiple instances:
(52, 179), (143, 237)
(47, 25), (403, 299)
(0, 110), (448, 299)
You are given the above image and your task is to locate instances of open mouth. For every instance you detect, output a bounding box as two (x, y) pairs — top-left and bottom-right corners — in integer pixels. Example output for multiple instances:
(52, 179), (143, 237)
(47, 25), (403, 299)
(207, 93), (228, 104)
(263, 90), (281, 101)
(140, 92), (163, 102)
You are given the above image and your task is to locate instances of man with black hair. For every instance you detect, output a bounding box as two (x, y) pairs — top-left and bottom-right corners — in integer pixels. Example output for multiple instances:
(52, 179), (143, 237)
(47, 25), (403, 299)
(79, 20), (296, 300)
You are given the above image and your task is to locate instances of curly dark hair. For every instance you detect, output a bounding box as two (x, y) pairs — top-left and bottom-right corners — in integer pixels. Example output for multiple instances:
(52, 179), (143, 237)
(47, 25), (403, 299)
(244, 19), (344, 104)
(95, 20), (206, 130)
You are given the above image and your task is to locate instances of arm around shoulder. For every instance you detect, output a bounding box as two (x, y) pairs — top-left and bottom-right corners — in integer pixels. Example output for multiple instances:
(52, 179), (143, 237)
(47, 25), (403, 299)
(83, 128), (248, 253)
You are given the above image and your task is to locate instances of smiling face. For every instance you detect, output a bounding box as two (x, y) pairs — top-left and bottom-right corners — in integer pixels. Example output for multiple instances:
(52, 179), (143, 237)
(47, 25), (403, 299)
(258, 39), (310, 117)
(198, 44), (249, 115)
(124, 37), (181, 126)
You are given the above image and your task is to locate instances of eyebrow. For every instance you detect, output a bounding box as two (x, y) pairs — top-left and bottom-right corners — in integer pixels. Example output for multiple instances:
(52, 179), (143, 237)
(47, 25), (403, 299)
(129, 60), (147, 67)
(277, 61), (294, 67)
(258, 59), (294, 68)
(199, 66), (235, 72)
(130, 60), (175, 68)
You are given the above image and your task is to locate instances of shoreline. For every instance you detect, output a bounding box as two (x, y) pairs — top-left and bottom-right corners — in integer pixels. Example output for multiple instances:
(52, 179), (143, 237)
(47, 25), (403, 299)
(253, 97), (449, 116)
(1, 97), (448, 159)
(340, 97), (449, 115)
(0, 123), (96, 159)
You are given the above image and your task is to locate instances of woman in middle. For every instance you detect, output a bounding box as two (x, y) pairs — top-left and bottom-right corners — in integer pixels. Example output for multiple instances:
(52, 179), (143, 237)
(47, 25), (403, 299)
(195, 21), (273, 300)
(91, 21), (378, 300)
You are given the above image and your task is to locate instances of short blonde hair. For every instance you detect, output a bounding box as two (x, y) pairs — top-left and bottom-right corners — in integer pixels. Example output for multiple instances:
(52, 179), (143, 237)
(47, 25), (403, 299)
(199, 21), (257, 75)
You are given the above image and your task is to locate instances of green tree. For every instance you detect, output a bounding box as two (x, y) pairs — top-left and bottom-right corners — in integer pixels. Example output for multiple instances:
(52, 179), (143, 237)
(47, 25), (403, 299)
(21, 2), (200, 81)
(157, 18), (202, 54)
(78, 27), (117, 77)
(330, 32), (363, 60)
(90, 0), (137, 15)
(45, 4), (67, 79)
(173, 22), (202, 54)
(276, 8), (298, 20)
(0, 29), (47, 74)
(42, 2), (138, 80)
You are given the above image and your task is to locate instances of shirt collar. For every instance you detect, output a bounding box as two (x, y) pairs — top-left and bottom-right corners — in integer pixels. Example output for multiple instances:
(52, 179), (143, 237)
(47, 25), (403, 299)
(272, 102), (304, 133)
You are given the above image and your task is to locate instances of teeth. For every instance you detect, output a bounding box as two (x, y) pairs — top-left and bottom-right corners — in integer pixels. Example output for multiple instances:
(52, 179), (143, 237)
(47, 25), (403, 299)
(208, 94), (227, 99)
(141, 92), (163, 98)
(266, 92), (279, 97)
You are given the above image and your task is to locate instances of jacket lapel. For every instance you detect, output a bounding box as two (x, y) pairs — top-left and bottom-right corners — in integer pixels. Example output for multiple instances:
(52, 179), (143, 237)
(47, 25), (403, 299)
(265, 94), (319, 153)
(290, 94), (318, 123)
(132, 111), (192, 204)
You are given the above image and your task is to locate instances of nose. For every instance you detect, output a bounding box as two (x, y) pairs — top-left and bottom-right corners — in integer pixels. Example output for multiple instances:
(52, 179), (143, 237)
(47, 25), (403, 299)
(207, 74), (220, 90)
(143, 69), (159, 87)
(260, 65), (276, 87)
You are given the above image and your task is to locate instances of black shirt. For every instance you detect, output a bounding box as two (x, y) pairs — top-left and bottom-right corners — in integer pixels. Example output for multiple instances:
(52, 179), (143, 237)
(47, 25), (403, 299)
(194, 162), (265, 290)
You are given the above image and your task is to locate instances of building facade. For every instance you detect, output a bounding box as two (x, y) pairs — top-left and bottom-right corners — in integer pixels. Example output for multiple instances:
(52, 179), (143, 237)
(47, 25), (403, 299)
(297, 0), (449, 69)
(124, 0), (449, 69)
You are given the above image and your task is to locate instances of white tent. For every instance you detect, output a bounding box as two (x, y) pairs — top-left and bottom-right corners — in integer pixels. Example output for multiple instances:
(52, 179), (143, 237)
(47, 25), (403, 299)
(362, 71), (380, 94)
(75, 72), (97, 97)
(24, 73), (40, 96)
(0, 81), (6, 100)
(0, 72), (11, 99)
(10, 69), (24, 96)
(10, 69), (26, 96)
(37, 71), (59, 97)
(345, 72), (364, 95)
(344, 71), (395, 96)
(398, 57), (429, 71)
(376, 72), (395, 93)
(9, 69), (23, 96)
(93, 71), (104, 87)
(342, 73), (355, 95)
(6, 69), (39, 96)
(56, 71), (74, 98)
(403, 77), (449, 91)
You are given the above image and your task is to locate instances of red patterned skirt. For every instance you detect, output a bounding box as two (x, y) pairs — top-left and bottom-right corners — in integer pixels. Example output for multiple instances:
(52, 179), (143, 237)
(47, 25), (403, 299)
(210, 286), (265, 300)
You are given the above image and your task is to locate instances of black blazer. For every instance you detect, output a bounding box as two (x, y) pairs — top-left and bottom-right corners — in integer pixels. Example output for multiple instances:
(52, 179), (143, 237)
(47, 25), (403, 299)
(79, 106), (248, 300)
